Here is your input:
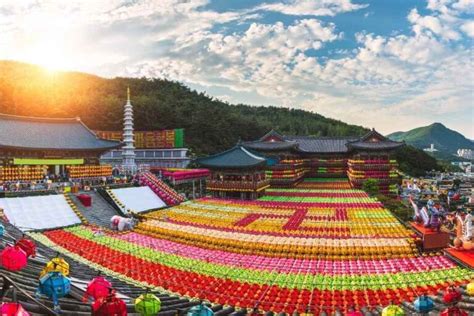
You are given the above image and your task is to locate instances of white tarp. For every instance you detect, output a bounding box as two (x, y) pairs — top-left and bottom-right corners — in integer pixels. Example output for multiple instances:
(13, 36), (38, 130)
(0, 195), (81, 231)
(110, 186), (166, 213)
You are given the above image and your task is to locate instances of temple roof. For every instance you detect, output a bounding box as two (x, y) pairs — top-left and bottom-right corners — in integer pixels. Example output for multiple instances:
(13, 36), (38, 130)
(195, 145), (267, 169)
(242, 140), (298, 151)
(0, 114), (122, 151)
(347, 129), (404, 151)
(285, 136), (358, 153)
(243, 129), (404, 153)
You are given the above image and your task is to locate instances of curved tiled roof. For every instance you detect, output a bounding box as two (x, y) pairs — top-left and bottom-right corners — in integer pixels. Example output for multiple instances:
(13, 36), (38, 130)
(242, 140), (298, 151)
(0, 114), (121, 151)
(285, 136), (358, 153)
(347, 129), (404, 151)
(195, 146), (267, 169)
(244, 130), (404, 154)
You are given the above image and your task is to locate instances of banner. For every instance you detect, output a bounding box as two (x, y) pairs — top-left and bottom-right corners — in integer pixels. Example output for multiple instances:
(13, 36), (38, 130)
(95, 129), (184, 149)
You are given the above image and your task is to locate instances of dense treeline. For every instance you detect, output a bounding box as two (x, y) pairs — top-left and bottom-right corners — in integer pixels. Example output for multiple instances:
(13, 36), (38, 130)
(0, 61), (441, 174)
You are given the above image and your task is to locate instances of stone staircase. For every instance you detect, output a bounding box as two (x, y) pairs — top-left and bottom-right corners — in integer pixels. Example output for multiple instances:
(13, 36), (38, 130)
(68, 190), (119, 227)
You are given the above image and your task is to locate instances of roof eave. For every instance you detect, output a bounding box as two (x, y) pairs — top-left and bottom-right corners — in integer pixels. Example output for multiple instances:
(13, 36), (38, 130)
(0, 142), (123, 151)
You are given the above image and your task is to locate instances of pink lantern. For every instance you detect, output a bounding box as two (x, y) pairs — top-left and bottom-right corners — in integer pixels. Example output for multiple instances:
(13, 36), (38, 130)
(0, 245), (27, 271)
(83, 276), (112, 302)
(0, 302), (30, 316)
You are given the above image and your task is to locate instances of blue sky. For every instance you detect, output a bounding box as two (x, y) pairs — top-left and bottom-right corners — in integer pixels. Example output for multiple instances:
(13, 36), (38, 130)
(0, 0), (473, 137)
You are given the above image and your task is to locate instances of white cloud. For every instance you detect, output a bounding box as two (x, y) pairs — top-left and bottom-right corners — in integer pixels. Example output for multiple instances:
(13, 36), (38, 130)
(460, 20), (474, 36)
(0, 0), (472, 137)
(255, 0), (368, 16)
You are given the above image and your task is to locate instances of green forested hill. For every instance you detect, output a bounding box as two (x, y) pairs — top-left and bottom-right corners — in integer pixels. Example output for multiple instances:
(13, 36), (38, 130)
(0, 60), (443, 175)
(388, 123), (474, 157)
(0, 61), (366, 155)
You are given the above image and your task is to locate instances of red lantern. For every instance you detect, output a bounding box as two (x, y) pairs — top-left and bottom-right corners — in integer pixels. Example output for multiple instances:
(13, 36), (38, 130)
(15, 238), (36, 258)
(440, 306), (468, 316)
(92, 291), (127, 316)
(442, 286), (462, 304)
(83, 276), (112, 302)
(0, 302), (30, 316)
(0, 245), (27, 271)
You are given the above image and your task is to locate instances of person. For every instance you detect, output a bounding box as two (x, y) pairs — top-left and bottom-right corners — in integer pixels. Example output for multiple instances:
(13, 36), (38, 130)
(464, 210), (472, 240)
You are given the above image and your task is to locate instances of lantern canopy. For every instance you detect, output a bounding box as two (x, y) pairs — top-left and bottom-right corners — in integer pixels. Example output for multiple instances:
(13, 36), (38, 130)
(443, 286), (462, 304)
(347, 311), (364, 316)
(0, 302), (30, 316)
(40, 257), (70, 278)
(414, 295), (434, 314)
(0, 245), (27, 271)
(37, 272), (71, 310)
(381, 304), (405, 316)
(440, 306), (468, 316)
(466, 281), (474, 296)
(83, 276), (112, 302)
(187, 304), (214, 316)
(15, 238), (36, 258)
(92, 292), (127, 316)
(134, 293), (161, 316)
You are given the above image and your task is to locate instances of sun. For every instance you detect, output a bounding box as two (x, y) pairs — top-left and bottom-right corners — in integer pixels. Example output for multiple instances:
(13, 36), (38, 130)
(21, 14), (71, 72)
(29, 39), (68, 72)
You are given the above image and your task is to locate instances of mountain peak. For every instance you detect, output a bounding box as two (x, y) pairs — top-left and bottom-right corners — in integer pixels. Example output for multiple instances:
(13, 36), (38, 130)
(429, 122), (446, 128)
(387, 123), (473, 156)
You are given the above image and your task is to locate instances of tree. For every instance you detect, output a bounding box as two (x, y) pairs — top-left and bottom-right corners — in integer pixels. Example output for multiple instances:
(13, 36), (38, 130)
(362, 179), (379, 196)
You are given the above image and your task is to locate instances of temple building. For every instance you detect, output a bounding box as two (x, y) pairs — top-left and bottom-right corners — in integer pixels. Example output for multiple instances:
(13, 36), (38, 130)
(197, 129), (404, 198)
(196, 145), (270, 200)
(0, 113), (121, 181)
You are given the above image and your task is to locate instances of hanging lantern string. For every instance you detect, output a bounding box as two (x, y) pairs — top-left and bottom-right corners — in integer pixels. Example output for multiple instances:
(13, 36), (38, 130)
(0, 273), (58, 315)
(1, 223), (470, 311)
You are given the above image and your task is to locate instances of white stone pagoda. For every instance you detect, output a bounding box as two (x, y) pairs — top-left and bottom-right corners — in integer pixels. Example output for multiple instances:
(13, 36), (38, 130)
(122, 87), (137, 173)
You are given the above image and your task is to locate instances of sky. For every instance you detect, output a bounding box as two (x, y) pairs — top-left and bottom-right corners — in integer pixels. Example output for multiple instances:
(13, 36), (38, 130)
(0, 0), (473, 137)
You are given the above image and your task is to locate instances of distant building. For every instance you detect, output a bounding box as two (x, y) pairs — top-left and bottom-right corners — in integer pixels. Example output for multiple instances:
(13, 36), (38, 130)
(457, 148), (473, 160)
(423, 144), (438, 152)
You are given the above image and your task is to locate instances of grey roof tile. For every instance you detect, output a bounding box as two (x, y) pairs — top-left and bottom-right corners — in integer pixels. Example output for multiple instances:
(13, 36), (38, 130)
(0, 114), (121, 150)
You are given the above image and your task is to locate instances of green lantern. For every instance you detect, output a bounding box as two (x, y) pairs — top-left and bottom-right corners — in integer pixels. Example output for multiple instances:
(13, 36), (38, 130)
(381, 304), (405, 316)
(134, 293), (161, 316)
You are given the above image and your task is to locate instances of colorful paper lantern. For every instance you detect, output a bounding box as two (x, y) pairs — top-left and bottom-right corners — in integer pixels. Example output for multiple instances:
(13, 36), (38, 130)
(440, 306), (468, 316)
(0, 245), (27, 271)
(0, 302), (30, 316)
(37, 272), (71, 311)
(134, 292), (161, 316)
(443, 286), (462, 304)
(466, 281), (474, 296)
(92, 291), (127, 316)
(187, 304), (214, 316)
(15, 238), (36, 258)
(40, 256), (70, 278)
(414, 295), (434, 314)
(83, 276), (112, 302)
(381, 304), (405, 316)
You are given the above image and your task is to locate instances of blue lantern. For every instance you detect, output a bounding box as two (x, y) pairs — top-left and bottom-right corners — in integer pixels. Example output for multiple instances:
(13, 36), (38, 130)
(414, 295), (434, 314)
(187, 304), (214, 316)
(37, 272), (71, 312)
(0, 223), (4, 237)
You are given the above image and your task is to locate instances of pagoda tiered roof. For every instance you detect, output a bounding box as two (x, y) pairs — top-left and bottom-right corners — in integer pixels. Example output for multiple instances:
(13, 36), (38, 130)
(195, 145), (267, 169)
(0, 113), (121, 151)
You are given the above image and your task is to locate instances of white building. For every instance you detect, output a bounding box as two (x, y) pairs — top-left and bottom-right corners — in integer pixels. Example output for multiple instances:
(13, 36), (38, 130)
(457, 148), (473, 160)
(423, 144), (438, 152)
